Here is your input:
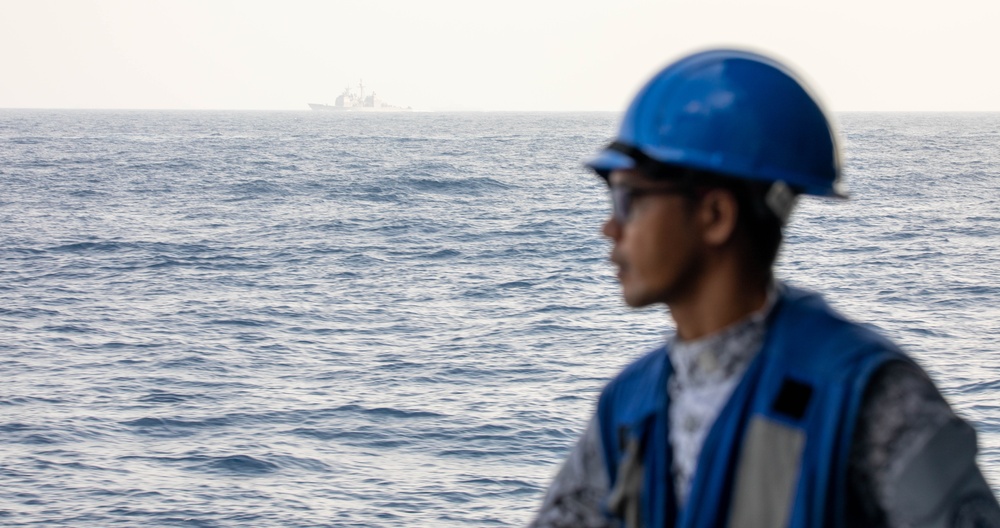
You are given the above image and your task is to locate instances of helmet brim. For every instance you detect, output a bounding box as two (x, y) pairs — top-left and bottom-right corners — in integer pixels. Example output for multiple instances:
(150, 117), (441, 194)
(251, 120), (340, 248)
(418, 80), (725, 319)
(584, 149), (635, 180)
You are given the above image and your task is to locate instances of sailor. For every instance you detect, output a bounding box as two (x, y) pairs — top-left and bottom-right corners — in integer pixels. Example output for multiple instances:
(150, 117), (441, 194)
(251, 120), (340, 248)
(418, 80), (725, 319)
(529, 49), (1000, 527)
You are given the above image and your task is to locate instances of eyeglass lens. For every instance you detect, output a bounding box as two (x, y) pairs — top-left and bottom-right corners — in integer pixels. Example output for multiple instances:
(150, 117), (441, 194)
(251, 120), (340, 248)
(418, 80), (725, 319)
(610, 186), (631, 224)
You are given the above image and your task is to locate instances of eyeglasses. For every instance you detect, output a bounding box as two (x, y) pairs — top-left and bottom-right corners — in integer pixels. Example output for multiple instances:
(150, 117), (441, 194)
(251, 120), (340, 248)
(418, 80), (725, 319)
(609, 184), (692, 224)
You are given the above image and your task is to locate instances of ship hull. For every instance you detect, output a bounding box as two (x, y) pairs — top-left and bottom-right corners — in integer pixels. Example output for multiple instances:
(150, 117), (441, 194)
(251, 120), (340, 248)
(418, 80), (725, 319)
(308, 103), (411, 112)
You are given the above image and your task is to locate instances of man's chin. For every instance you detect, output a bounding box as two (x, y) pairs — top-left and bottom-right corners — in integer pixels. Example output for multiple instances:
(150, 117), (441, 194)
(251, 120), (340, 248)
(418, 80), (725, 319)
(621, 289), (656, 309)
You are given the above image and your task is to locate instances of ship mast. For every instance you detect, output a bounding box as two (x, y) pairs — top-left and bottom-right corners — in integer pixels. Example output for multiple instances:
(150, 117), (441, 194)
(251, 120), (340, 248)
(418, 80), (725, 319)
(358, 79), (365, 104)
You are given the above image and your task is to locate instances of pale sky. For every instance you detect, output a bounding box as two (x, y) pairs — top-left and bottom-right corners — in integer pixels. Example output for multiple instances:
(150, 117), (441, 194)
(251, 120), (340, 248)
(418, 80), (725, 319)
(2, 0), (998, 111)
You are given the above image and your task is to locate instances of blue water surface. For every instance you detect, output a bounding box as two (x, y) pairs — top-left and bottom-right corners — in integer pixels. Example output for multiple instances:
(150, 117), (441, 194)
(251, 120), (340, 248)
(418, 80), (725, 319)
(1, 110), (999, 526)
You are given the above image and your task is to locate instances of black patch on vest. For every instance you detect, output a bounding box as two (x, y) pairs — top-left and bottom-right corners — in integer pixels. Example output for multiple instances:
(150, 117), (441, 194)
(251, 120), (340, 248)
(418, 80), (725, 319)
(772, 378), (813, 420)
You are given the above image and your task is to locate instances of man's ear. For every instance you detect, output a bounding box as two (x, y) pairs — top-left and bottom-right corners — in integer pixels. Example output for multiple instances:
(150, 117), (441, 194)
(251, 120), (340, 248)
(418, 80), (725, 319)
(699, 188), (739, 247)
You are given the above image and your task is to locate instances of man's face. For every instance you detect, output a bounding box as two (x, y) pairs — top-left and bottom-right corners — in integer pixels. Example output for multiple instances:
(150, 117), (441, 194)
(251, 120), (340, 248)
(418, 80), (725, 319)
(602, 169), (704, 308)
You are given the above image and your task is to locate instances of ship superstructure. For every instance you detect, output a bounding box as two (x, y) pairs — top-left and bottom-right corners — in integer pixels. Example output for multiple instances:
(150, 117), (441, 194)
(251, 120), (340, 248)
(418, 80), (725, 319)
(308, 80), (410, 111)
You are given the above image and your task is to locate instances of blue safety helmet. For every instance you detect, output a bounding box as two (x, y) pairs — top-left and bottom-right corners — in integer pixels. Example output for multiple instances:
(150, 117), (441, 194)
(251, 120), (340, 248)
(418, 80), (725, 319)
(587, 49), (845, 198)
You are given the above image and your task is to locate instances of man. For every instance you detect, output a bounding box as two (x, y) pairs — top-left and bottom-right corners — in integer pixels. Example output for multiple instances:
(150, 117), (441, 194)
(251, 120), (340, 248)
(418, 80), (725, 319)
(529, 49), (999, 527)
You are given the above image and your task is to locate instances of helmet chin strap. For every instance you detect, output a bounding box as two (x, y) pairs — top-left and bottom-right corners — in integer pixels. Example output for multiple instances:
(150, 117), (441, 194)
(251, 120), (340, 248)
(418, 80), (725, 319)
(765, 181), (798, 225)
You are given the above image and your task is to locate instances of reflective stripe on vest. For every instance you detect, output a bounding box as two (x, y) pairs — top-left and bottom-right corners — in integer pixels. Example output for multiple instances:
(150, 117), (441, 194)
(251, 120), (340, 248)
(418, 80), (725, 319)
(727, 416), (806, 528)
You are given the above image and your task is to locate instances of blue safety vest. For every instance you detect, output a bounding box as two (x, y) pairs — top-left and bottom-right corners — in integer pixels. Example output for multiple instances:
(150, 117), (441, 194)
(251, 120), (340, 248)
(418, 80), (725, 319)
(596, 286), (909, 528)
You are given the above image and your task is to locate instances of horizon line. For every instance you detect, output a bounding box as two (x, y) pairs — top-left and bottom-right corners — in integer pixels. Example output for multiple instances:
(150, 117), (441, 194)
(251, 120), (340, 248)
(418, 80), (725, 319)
(3, 107), (1000, 113)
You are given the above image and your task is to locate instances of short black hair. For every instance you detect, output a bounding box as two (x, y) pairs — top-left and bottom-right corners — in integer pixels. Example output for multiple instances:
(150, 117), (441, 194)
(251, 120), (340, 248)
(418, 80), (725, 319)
(723, 178), (785, 279)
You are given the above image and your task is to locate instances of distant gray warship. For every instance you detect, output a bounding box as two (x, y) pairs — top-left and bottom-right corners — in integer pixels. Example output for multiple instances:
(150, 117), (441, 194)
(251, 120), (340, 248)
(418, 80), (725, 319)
(308, 80), (411, 111)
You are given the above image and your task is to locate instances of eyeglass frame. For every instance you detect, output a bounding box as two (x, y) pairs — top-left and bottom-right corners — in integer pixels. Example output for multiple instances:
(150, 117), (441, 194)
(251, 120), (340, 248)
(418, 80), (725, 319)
(608, 183), (697, 225)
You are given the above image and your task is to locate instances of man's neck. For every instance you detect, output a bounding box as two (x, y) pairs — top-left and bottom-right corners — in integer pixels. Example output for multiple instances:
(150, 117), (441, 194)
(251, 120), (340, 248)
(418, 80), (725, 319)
(668, 267), (770, 342)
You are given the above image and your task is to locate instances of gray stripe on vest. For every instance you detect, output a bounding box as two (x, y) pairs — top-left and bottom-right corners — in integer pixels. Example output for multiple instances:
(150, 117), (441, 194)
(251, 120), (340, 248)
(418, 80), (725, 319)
(728, 416), (806, 528)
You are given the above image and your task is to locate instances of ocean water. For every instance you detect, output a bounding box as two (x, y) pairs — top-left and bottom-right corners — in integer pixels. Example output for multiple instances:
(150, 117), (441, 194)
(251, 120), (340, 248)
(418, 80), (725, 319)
(1, 110), (998, 526)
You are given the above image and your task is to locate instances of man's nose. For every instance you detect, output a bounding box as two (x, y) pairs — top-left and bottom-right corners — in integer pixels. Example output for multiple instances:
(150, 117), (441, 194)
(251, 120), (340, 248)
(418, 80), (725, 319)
(602, 215), (622, 241)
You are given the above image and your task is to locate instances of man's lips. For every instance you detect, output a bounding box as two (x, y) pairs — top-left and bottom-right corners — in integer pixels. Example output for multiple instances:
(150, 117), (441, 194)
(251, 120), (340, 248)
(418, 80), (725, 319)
(610, 254), (626, 278)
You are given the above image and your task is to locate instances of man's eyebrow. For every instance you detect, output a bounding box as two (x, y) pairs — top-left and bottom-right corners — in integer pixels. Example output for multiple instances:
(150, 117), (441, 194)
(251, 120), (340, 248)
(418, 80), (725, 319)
(608, 170), (642, 186)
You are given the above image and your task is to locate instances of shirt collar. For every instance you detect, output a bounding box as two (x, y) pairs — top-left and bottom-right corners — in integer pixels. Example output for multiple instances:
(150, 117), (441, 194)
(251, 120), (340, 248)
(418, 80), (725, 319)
(667, 283), (779, 388)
